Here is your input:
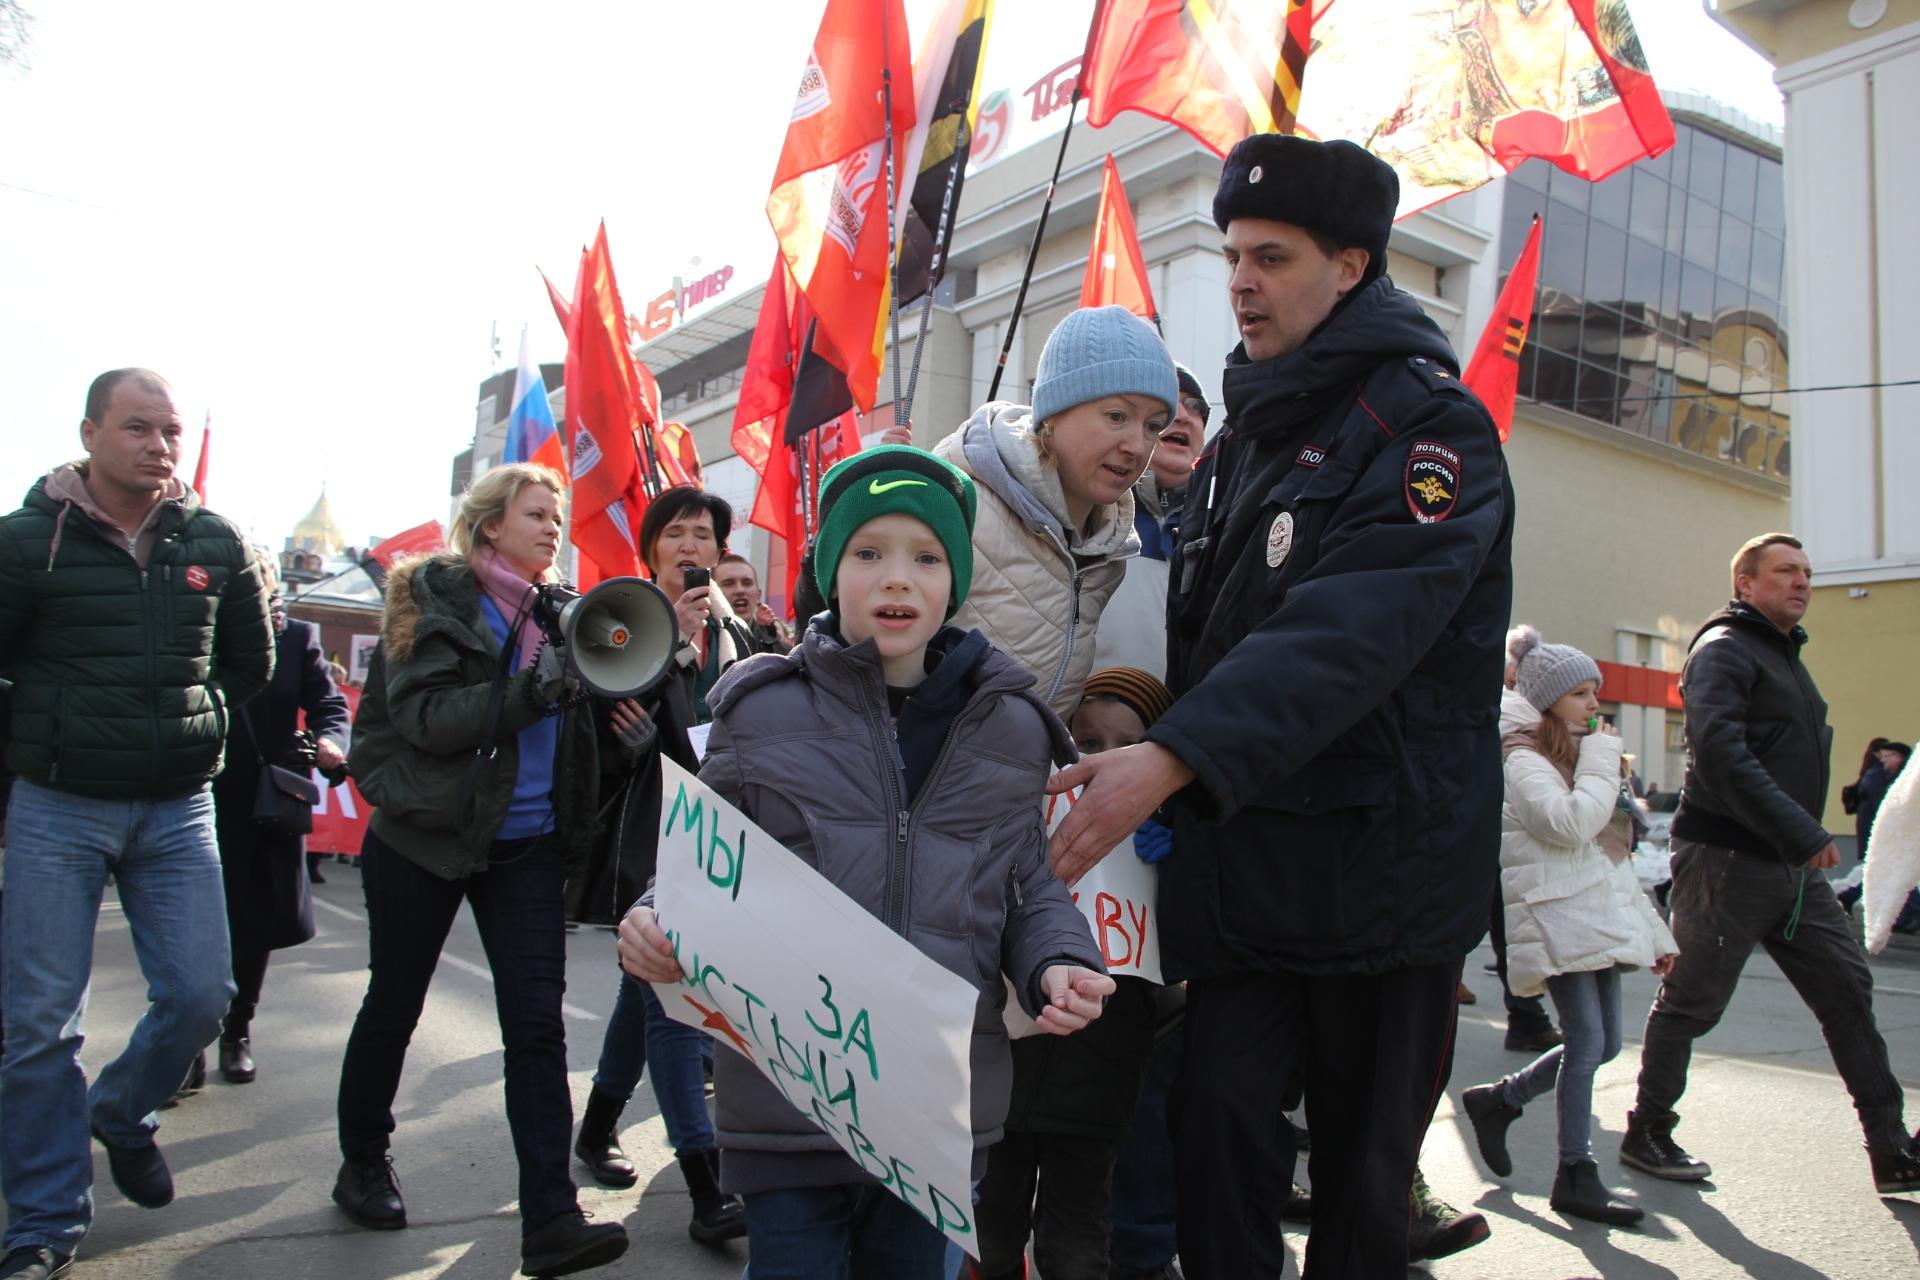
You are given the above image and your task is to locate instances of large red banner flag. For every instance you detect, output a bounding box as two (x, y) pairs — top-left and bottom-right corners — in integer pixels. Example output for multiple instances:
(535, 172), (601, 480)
(1463, 215), (1542, 444)
(766, 0), (917, 414)
(1080, 155), (1158, 325)
(1086, 0), (1673, 217)
(560, 224), (647, 579)
(1084, 0), (1315, 157)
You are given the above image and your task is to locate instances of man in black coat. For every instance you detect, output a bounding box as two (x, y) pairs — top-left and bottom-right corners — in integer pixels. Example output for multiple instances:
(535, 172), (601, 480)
(1624, 533), (1920, 1194)
(1049, 136), (1514, 1277)
(210, 590), (348, 1084)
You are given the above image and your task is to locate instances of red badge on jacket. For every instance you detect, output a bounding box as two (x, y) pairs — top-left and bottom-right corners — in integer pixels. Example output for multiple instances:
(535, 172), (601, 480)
(1405, 442), (1460, 524)
(184, 565), (210, 591)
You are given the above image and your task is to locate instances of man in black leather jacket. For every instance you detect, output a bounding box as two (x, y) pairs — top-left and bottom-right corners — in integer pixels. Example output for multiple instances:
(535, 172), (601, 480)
(1623, 532), (1920, 1195)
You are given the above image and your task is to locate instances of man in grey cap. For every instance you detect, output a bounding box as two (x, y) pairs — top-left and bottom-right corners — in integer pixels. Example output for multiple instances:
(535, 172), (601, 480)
(1049, 135), (1514, 1275)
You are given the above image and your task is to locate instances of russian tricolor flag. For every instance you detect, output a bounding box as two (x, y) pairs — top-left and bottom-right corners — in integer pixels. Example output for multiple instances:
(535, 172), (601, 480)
(505, 326), (566, 476)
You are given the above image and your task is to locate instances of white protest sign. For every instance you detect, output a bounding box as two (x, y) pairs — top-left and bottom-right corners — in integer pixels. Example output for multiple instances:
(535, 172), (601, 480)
(1045, 784), (1164, 985)
(650, 757), (983, 1257)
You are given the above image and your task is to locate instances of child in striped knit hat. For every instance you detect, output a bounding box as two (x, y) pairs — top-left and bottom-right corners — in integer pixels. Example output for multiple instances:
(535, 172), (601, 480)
(972, 668), (1174, 1280)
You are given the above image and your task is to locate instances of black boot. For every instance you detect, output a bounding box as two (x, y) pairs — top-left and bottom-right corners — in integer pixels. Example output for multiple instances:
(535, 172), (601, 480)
(520, 1208), (627, 1277)
(572, 1088), (637, 1189)
(333, 1141), (407, 1230)
(1406, 1169), (1490, 1262)
(219, 1035), (256, 1084)
(1619, 1107), (1711, 1181)
(1869, 1137), (1920, 1195)
(1550, 1159), (1644, 1226)
(1462, 1083), (1522, 1178)
(678, 1149), (746, 1244)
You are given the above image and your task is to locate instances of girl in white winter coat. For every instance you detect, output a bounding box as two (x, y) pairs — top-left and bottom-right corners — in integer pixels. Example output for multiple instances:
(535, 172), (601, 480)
(1461, 635), (1677, 1227)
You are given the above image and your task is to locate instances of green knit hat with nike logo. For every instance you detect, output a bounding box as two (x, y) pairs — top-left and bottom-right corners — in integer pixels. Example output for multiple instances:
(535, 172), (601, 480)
(813, 444), (977, 620)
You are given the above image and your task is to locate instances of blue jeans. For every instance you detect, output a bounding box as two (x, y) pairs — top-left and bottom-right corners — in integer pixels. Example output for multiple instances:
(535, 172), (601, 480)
(593, 973), (715, 1153)
(1500, 966), (1623, 1164)
(743, 1183), (949, 1280)
(0, 780), (234, 1254)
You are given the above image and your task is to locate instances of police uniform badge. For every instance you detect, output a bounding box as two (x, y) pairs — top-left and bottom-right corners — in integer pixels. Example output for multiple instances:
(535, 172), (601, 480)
(1405, 441), (1460, 524)
(1266, 511), (1294, 567)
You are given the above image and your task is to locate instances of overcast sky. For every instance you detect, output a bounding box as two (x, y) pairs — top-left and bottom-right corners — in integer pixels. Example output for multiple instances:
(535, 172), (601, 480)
(0, 0), (1782, 552)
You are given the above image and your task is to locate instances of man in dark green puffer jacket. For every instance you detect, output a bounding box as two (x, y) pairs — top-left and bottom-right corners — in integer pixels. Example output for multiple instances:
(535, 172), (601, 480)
(0, 368), (273, 1278)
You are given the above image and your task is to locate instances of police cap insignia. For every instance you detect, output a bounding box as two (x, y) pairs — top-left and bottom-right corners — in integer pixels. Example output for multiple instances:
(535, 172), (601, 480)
(1405, 440), (1461, 523)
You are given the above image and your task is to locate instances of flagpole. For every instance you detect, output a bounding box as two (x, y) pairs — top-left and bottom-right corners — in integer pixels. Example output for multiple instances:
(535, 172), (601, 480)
(901, 139), (964, 422)
(880, 1), (906, 429)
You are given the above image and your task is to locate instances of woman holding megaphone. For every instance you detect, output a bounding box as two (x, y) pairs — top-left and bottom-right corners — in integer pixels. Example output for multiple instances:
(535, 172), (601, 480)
(334, 462), (631, 1277)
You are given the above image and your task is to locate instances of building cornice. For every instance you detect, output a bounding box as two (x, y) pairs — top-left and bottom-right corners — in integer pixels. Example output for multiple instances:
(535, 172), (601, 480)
(1775, 17), (1920, 89)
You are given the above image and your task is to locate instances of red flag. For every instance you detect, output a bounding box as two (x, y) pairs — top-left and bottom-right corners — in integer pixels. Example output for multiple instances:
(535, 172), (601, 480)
(731, 256), (803, 481)
(1084, 0), (1315, 157)
(766, 0), (916, 413)
(368, 519), (448, 569)
(749, 410), (866, 613)
(190, 414), (210, 503)
(1080, 155), (1157, 324)
(1463, 215), (1541, 444)
(541, 269), (573, 334)
(560, 225), (647, 580)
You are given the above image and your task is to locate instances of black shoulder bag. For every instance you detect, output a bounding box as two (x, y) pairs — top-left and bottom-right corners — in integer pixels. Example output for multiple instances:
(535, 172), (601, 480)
(242, 706), (321, 835)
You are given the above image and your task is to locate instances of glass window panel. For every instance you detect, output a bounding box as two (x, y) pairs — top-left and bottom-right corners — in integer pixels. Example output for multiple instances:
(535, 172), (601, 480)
(1724, 146), (1759, 223)
(1534, 350), (1579, 409)
(1549, 163), (1591, 211)
(1587, 223), (1627, 304)
(1663, 126), (1691, 188)
(1755, 160), (1786, 235)
(1661, 252), (1683, 322)
(1590, 167), (1632, 228)
(1581, 307), (1625, 366)
(1689, 131), (1726, 204)
(1665, 184), (1690, 254)
(1680, 261), (1715, 322)
(1538, 306), (1582, 357)
(1684, 196), (1719, 268)
(1541, 204), (1589, 295)
(1576, 360), (1623, 424)
(1509, 159), (1551, 193)
(1750, 232), (1784, 300)
(1718, 214), (1752, 282)
(1501, 186), (1547, 267)
(1630, 175), (1667, 242)
(1519, 340), (1543, 400)
(1625, 236), (1664, 314)
(1717, 273), (1749, 318)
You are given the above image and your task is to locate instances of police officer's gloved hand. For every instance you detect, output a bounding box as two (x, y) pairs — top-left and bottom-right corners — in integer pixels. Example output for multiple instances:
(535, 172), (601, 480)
(1133, 818), (1173, 864)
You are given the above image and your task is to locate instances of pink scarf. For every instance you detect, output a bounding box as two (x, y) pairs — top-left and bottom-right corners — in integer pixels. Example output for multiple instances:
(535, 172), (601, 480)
(472, 546), (545, 669)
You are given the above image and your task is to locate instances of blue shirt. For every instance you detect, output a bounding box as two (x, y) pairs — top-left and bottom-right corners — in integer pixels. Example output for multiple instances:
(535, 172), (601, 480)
(479, 597), (559, 840)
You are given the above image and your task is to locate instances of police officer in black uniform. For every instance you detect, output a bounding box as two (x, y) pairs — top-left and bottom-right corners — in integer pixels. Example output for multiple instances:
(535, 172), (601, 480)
(1048, 135), (1515, 1278)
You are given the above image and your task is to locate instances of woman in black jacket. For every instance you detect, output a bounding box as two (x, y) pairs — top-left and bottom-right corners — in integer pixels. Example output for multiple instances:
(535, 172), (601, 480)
(336, 463), (630, 1278)
(207, 580), (348, 1084)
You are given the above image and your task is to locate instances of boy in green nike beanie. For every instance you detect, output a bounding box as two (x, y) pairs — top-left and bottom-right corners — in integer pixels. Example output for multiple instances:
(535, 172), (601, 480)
(617, 443), (1114, 1277)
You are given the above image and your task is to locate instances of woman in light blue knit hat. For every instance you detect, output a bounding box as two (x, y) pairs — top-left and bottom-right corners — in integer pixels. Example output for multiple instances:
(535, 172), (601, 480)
(931, 305), (1179, 718)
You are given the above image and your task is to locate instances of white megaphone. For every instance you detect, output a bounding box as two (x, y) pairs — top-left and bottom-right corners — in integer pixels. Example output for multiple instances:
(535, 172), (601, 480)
(532, 577), (679, 699)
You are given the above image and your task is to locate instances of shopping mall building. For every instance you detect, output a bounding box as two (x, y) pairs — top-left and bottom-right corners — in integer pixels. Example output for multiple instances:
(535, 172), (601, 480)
(464, 85), (1822, 802)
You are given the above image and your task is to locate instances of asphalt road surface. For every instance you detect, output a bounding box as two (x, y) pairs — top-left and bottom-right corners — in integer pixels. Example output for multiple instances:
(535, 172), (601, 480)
(23, 867), (1920, 1278)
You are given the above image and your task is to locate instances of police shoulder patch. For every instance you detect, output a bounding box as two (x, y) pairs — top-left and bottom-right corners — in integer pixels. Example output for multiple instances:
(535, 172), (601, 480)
(1405, 440), (1461, 523)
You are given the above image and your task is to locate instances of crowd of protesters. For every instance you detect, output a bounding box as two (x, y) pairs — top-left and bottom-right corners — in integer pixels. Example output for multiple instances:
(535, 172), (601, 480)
(4, 133), (1920, 1280)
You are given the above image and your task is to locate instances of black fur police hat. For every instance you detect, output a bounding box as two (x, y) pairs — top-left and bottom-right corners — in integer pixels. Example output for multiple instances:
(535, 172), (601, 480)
(1212, 135), (1398, 286)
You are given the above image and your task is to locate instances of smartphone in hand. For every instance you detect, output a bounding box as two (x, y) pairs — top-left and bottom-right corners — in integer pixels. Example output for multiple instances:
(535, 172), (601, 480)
(683, 566), (712, 593)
